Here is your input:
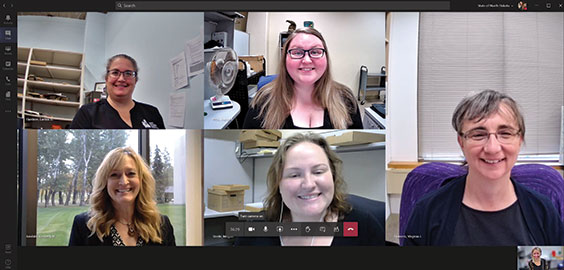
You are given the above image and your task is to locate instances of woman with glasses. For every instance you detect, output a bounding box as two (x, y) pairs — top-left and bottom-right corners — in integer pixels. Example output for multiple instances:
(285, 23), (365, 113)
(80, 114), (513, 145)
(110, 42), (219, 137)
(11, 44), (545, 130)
(242, 27), (363, 129)
(70, 54), (165, 129)
(404, 89), (564, 246)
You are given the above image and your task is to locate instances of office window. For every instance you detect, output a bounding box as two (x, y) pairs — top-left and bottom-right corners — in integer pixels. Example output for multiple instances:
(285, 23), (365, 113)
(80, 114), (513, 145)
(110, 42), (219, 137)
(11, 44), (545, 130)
(30, 130), (138, 246)
(418, 12), (564, 160)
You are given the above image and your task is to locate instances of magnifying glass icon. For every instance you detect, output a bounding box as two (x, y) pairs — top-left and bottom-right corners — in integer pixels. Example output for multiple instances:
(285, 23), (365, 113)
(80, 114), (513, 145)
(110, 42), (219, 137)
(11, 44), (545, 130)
(117, 2), (122, 8)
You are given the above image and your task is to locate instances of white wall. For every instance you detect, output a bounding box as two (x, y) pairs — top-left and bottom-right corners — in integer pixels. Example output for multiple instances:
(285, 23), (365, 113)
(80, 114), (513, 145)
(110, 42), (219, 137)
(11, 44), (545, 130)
(386, 12), (420, 215)
(17, 16), (85, 53)
(246, 12), (269, 58)
(203, 137), (254, 205)
(386, 12), (420, 166)
(83, 13), (106, 93)
(104, 12), (204, 129)
(247, 12), (386, 96)
(173, 132), (186, 204)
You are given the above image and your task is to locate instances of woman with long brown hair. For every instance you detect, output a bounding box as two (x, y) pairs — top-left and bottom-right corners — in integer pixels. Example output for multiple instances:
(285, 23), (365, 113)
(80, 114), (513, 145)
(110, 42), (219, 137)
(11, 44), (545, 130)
(243, 28), (363, 129)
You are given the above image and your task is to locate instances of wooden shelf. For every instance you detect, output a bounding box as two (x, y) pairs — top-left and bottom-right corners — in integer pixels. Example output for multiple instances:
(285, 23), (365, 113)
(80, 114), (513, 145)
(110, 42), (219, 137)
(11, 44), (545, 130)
(18, 47), (85, 128)
(18, 112), (73, 122)
(18, 78), (81, 94)
(27, 64), (82, 81)
(19, 94), (80, 107)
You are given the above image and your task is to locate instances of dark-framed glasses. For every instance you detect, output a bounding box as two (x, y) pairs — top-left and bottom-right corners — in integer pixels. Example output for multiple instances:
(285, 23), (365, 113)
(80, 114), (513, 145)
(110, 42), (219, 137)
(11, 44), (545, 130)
(107, 69), (137, 79)
(287, 48), (326, 59)
(460, 128), (521, 145)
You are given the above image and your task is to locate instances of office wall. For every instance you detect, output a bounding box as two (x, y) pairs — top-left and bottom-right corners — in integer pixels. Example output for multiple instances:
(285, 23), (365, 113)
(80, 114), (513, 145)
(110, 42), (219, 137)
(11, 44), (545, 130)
(83, 13), (106, 93)
(386, 12), (420, 215)
(247, 12), (386, 97)
(17, 15), (85, 53)
(246, 12), (269, 60)
(104, 12), (204, 129)
(203, 137), (254, 205)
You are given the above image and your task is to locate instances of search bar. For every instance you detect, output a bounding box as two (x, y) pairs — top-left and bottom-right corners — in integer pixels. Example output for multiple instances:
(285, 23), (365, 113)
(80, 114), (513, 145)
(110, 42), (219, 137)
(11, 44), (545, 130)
(115, 1), (450, 10)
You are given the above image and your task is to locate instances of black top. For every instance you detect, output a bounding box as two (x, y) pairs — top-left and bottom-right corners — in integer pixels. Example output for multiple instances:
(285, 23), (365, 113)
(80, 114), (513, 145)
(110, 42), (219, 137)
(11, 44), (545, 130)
(528, 259), (549, 270)
(69, 99), (165, 129)
(68, 212), (176, 246)
(242, 98), (363, 129)
(234, 195), (385, 246)
(403, 175), (564, 246)
(451, 201), (534, 246)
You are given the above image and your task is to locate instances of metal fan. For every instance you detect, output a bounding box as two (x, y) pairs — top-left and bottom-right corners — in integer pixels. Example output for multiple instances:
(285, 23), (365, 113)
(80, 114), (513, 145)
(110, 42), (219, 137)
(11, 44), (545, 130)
(207, 47), (238, 110)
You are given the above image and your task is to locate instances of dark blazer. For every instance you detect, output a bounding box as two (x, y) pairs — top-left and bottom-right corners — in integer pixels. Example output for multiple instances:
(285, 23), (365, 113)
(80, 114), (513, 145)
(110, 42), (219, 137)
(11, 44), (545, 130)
(68, 212), (176, 246)
(235, 194), (385, 246)
(404, 175), (564, 246)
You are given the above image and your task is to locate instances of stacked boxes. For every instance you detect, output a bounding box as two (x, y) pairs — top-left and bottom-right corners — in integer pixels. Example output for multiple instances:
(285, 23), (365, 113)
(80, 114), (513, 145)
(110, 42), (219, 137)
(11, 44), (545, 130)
(207, 184), (250, 212)
(238, 130), (282, 149)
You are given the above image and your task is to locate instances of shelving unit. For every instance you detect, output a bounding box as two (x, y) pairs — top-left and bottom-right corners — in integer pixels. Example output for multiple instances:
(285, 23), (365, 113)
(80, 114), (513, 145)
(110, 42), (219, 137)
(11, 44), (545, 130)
(358, 65), (386, 105)
(18, 47), (84, 128)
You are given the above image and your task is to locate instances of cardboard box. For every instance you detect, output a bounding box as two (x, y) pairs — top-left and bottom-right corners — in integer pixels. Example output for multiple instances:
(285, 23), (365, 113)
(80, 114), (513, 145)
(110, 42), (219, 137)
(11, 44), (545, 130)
(325, 131), (385, 146)
(239, 130), (279, 142)
(208, 185), (250, 212)
(243, 140), (280, 149)
(30, 60), (47, 66)
(263, 129), (282, 138)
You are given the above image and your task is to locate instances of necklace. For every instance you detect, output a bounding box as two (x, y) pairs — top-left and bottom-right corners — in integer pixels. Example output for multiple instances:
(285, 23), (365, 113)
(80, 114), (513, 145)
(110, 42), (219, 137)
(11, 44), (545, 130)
(117, 220), (135, 237)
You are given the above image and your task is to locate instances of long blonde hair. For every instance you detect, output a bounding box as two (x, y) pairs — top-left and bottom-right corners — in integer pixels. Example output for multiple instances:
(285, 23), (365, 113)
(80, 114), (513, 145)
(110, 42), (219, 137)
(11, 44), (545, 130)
(87, 147), (164, 244)
(263, 133), (351, 222)
(250, 27), (356, 129)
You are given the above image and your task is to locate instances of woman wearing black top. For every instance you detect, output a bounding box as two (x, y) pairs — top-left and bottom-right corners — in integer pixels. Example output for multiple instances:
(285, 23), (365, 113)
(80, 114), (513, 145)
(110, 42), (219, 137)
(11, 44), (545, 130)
(528, 247), (549, 270)
(70, 54), (165, 129)
(243, 27), (363, 129)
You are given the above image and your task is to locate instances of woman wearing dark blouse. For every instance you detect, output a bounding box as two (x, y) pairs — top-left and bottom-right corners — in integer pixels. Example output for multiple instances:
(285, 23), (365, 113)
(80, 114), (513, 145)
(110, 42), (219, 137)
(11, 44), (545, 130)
(70, 54), (165, 129)
(528, 247), (549, 270)
(69, 147), (175, 246)
(243, 28), (363, 129)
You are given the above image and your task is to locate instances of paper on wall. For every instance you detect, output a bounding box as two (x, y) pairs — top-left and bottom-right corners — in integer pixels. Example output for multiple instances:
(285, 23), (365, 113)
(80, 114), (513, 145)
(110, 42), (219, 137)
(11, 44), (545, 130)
(168, 91), (186, 128)
(185, 33), (204, 76)
(170, 52), (189, 90)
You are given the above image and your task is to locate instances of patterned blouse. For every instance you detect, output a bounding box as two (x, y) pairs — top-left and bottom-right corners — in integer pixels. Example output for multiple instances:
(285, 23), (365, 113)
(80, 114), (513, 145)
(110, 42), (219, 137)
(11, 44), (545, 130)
(110, 225), (144, 246)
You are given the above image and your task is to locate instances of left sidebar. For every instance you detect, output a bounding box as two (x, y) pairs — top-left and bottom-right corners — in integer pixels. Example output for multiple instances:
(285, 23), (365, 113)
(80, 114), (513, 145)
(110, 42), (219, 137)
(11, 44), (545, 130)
(1, 2), (17, 270)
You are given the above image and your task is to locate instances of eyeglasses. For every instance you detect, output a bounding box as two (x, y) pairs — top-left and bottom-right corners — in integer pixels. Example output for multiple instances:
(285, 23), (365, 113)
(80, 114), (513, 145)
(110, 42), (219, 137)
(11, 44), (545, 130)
(460, 128), (521, 145)
(287, 48), (326, 59)
(107, 69), (137, 79)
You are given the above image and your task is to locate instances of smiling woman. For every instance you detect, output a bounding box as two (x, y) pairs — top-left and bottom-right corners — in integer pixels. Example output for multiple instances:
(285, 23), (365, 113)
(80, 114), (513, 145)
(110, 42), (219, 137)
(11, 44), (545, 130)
(404, 90), (564, 246)
(235, 133), (385, 246)
(69, 54), (165, 129)
(243, 28), (363, 129)
(68, 147), (175, 246)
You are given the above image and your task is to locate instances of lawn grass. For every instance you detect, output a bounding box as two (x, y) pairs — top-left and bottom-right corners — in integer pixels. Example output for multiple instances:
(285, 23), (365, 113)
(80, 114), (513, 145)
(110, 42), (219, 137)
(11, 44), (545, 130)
(36, 204), (185, 246)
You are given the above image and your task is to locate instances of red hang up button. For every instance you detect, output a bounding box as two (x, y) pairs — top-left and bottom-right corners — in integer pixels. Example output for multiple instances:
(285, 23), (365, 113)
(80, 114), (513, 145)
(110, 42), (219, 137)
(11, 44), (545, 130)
(343, 222), (358, 237)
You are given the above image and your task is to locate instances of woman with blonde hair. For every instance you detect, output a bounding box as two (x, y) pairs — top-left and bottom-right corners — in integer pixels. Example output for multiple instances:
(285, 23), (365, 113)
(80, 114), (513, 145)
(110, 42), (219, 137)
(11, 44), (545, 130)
(236, 133), (384, 246)
(243, 28), (363, 129)
(528, 247), (549, 270)
(69, 147), (175, 246)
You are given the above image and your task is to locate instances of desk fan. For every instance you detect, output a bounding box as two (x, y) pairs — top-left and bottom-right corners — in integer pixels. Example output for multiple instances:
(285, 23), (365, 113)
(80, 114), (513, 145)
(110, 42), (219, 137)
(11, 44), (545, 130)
(207, 47), (238, 110)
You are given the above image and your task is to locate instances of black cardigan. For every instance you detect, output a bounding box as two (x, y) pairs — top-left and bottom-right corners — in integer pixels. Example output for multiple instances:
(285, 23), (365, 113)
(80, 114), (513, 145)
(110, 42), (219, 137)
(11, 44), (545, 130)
(403, 175), (564, 246)
(235, 195), (385, 246)
(68, 212), (176, 246)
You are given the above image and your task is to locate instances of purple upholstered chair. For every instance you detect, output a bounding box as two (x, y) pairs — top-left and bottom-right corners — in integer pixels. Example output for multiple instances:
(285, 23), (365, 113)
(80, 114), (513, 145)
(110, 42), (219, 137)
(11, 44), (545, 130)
(398, 162), (564, 246)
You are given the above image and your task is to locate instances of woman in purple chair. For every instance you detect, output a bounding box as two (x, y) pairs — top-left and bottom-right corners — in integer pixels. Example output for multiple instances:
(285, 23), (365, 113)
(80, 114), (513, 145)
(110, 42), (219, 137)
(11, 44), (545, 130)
(404, 89), (564, 246)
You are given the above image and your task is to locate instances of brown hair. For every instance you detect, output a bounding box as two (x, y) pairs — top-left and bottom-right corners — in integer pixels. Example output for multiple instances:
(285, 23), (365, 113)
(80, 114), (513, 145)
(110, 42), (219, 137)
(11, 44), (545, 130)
(250, 27), (357, 129)
(105, 54), (139, 82)
(263, 132), (351, 221)
(87, 147), (164, 244)
(452, 89), (525, 138)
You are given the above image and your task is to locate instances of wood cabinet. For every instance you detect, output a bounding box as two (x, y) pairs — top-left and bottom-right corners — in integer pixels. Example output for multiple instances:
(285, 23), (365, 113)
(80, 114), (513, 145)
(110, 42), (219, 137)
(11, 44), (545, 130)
(18, 47), (84, 128)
